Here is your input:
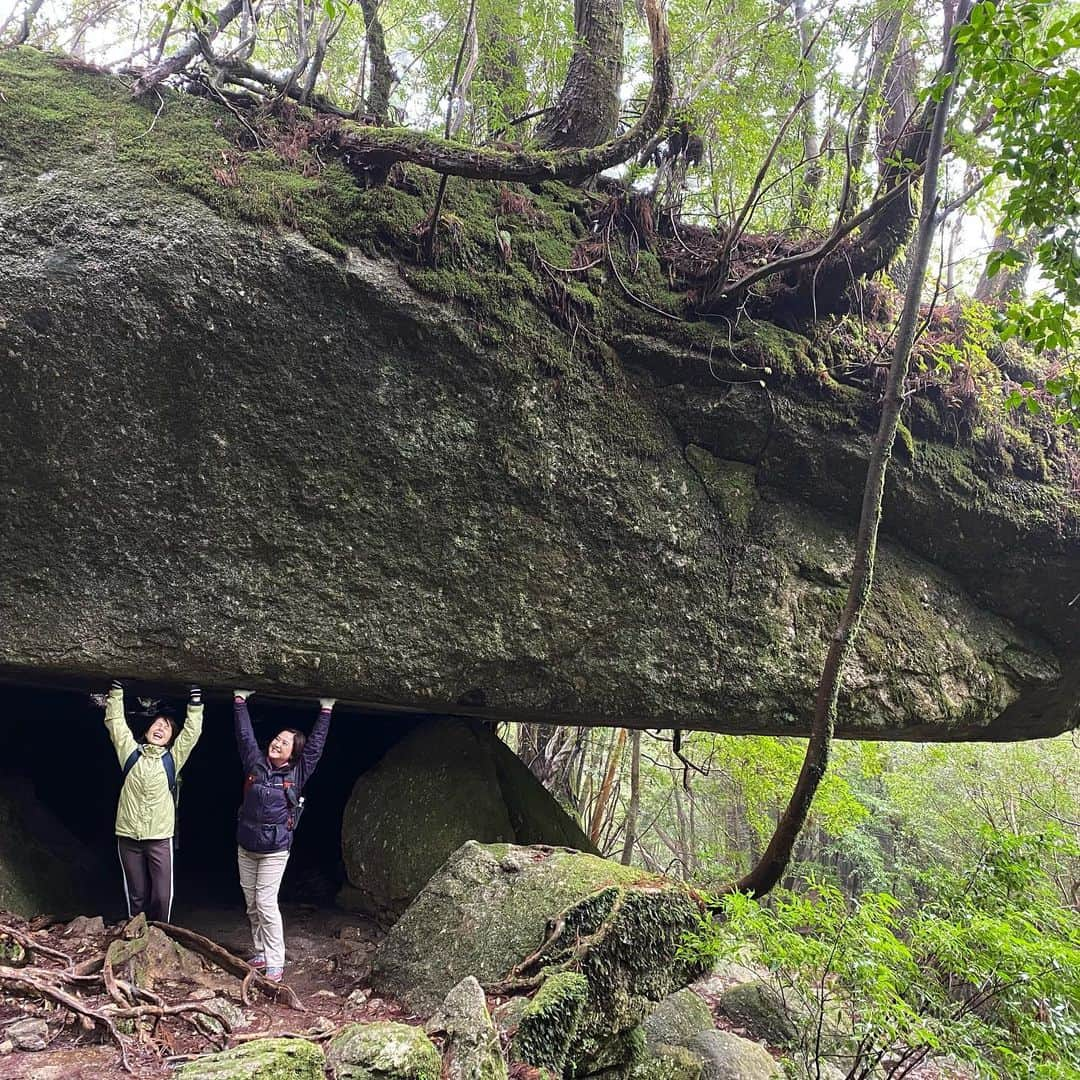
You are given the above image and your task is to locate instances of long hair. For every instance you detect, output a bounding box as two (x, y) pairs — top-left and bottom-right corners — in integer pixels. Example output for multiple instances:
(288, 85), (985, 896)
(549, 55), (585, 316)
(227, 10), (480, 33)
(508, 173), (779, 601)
(284, 728), (306, 766)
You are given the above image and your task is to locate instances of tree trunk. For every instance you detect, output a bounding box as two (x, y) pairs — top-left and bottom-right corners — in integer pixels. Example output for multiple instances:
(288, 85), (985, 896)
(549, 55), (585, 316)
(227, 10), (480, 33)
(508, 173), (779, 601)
(791, 0), (822, 222)
(477, 2), (526, 133)
(535, 0), (625, 149)
(130, 0), (245, 96)
(720, 0), (969, 900)
(358, 0), (394, 122)
(333, 0), (669, 184)
(1, 0), (45, 45)
(840, 7), (905, 221)
(620, 730), (641, 865)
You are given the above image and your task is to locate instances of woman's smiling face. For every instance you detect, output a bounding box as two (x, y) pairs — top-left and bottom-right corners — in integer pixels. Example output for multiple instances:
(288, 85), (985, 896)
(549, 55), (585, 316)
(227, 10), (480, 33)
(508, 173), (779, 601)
(268, 730), (295, 766)
(145, 717), (174, 746)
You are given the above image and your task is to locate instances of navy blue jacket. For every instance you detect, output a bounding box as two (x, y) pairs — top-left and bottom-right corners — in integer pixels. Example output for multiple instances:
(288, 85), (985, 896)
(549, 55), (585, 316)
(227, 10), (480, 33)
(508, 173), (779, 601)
(235, 699), (331, 854)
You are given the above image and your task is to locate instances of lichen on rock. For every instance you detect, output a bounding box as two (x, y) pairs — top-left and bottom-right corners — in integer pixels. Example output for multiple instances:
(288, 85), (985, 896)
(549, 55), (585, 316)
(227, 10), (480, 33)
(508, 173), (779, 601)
(326, 1020), (442, 1080)
(372, 842), (708, 1076)
(175, 1037), (325, 1079)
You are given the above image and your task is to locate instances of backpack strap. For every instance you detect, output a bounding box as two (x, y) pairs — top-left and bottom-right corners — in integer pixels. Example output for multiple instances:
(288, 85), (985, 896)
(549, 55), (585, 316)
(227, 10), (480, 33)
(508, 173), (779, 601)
(161, 750), (177, 795)
(121, 747), (178, 799)
(122, 748), (141, 778)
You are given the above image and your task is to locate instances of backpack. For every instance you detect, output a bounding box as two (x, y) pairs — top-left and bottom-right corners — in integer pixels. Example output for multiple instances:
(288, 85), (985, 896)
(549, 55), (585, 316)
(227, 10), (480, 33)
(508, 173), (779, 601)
(122, 748), (182, 846)
(243, 764), (306, 832)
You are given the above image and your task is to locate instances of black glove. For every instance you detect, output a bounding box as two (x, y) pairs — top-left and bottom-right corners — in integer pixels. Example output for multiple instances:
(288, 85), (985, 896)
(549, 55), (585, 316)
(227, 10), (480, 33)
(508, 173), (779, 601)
(189, 685), (203, 705)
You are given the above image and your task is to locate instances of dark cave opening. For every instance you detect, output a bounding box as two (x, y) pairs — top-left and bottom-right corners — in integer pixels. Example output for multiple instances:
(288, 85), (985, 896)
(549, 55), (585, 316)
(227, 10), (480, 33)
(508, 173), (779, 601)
(0, 684), (424, 918)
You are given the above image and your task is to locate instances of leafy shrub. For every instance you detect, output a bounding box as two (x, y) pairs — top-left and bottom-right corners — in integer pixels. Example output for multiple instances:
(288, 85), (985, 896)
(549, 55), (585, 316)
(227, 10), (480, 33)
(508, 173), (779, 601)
(679, 829), (1080, 1079)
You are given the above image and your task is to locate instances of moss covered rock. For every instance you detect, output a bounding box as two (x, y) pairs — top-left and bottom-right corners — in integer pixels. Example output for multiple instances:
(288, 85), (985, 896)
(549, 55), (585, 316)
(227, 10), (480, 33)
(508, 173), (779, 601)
(373, 841), (708, 1076)
(326, 1021), (441, 1080)
(628, 1043), (706, 1080)
(642, 988), (715, 1049)
(0, 47), (1075, 743)
(511, 971), (589, 1073)
(684, 1030), (782, 1080)
(717, 983), (798, 1047)
(426, 975), (508, 1080)
(339, 718), (595, 922)
(0, 778), (108, 917)
(176, 1038), (325, 1079)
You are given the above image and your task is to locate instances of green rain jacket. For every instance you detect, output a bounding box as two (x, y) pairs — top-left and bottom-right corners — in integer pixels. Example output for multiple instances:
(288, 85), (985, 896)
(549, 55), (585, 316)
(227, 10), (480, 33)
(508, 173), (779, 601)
(105, 687), (204, 841)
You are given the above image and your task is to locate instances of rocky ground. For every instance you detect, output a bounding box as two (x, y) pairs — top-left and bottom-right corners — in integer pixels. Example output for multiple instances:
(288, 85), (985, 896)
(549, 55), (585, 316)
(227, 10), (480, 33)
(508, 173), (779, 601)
(0, 904), (398, 1080)
(0, 904), (973, 1080)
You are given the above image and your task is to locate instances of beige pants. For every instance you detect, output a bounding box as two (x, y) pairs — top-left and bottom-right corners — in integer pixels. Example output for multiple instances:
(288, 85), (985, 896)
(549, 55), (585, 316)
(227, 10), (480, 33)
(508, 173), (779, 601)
(237, 846), (290, 970)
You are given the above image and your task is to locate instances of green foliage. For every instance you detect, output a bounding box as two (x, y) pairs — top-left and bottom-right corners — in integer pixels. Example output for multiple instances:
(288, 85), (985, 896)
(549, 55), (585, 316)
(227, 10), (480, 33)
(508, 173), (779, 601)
(679, 830), (1080, 1079)
(957, 0), (1080, 427)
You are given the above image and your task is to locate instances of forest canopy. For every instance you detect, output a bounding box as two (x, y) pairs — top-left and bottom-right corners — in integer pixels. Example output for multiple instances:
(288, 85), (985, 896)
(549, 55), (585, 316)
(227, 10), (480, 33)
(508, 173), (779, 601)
(3, 0), (1078, 416)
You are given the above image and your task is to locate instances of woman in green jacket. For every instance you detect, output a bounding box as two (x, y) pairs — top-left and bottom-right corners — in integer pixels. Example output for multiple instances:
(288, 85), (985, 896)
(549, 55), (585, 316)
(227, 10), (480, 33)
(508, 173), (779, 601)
(100, 680), (204, 922)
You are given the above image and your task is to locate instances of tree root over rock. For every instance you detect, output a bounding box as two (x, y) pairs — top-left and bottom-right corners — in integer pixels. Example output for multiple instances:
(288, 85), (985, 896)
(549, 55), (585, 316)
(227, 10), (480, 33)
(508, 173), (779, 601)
(0, 915), (300, 1072)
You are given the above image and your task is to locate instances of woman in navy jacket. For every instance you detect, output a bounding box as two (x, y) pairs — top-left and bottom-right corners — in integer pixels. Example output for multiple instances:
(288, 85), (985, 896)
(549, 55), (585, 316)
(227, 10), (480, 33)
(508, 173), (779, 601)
(233, 690), (334, 981)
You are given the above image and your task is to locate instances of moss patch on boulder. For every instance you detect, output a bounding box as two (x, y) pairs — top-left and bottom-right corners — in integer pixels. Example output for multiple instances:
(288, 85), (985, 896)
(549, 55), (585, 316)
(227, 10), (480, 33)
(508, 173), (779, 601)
(326, 1020), (441, 1080)
(373, 842), (707, 1076)
(175, 1038), (325, 1079)
(511, 971), (589, 1073)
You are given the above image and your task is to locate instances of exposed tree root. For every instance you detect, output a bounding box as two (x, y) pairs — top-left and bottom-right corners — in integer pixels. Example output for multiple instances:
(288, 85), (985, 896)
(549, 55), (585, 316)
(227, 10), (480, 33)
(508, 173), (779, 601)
(484, 890), (630, 996)
(0, 962), (133, 1071)
(0, 921), (72, 967)
(0, 913), (298, 1071)
(151, 921), (306, 1011)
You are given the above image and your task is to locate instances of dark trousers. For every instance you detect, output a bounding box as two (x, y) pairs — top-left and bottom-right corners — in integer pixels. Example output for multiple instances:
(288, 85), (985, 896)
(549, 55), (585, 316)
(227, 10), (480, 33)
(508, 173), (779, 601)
(117, 836), (173, 923)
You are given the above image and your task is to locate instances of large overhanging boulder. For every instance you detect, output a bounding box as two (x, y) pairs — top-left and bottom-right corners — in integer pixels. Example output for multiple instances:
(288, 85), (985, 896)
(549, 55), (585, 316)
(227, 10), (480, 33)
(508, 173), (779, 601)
(0, 49), (1077, 741)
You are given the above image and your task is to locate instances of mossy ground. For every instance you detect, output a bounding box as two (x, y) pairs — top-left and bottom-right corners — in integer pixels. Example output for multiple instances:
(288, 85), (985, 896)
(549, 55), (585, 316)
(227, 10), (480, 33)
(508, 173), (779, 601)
(0, 46), (1074, 502)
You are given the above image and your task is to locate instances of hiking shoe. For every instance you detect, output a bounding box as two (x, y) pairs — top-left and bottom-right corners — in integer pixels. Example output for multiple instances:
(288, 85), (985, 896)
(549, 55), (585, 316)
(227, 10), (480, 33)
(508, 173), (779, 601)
(265, 967), (284, 982)
(249, 954), (267, 970)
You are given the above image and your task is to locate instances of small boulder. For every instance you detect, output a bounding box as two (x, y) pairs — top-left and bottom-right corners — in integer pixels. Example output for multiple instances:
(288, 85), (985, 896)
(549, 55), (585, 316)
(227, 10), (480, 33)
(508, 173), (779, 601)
(622, 1044), (704, 1079)
(62, 915), (105, 938)
(643, 988), (714, 1048)
(8, 1017), (49, 1051)
(685, 1030), (782, 1080)
(717, 982), (798, 1047)
(175, 1037), (325, 1079)
(339, 718), (596, 923)
(0, 779), (109, 918)
(327, 1020), (441, 1080)
(195, 996), (248, 1036)
(426, 975), (507, 1080)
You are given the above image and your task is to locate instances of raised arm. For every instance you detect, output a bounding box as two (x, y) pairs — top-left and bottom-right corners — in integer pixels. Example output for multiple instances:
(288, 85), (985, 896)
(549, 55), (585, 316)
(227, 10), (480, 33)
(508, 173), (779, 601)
(103, 680), (137, 766)
(297, 699), (334, 785)
(233, 690), (262, 771)
(171, 685), (205, 771)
